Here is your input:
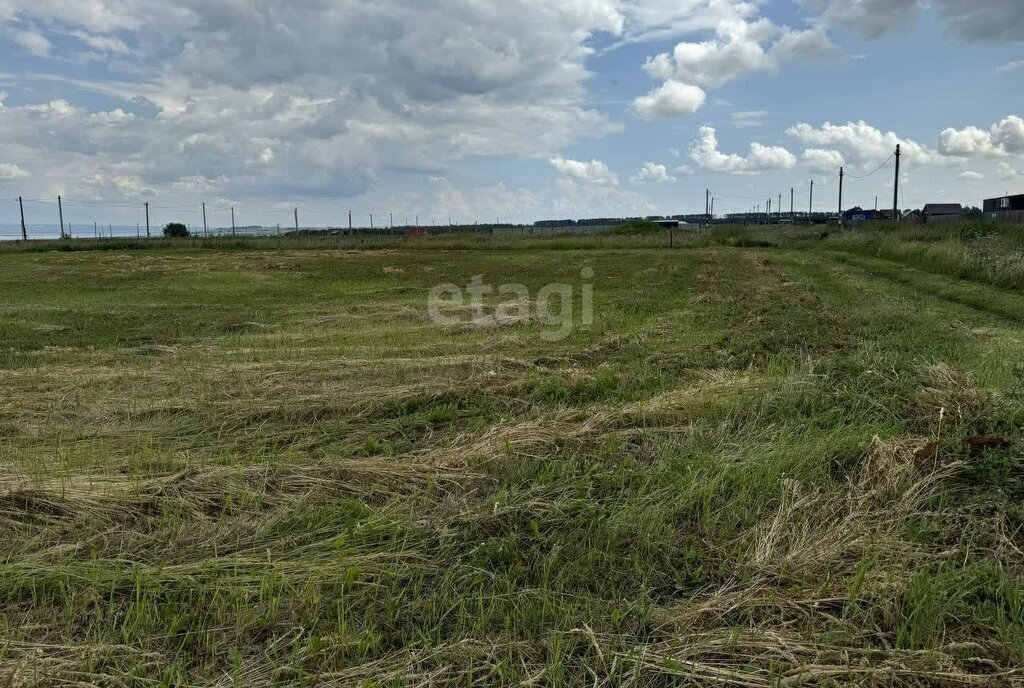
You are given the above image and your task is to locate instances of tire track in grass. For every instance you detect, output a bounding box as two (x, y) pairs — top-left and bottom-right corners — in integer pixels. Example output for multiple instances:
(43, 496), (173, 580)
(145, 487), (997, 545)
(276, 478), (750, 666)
(823, 250), (1024, 324)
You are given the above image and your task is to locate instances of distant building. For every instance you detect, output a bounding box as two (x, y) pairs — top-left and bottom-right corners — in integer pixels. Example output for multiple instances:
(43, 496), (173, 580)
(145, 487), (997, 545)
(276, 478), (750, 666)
(902, 210), (924, 224)
(843, 207), (885, 224)
(983, 193), (1024, 223)
(922, 204), (964, 223)
(650, 219), (680, 229)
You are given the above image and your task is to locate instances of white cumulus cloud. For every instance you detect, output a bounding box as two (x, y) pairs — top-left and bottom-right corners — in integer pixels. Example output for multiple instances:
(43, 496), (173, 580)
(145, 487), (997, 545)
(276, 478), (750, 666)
(787, 120), (940, 168)
(550, 156), (619, 186)
(632, 162), (676, 183)
(690, 126), (797, 174)
(938, 116), (1024, 156)
(802, 148), (845, 173)
(632, 80), (706, 118)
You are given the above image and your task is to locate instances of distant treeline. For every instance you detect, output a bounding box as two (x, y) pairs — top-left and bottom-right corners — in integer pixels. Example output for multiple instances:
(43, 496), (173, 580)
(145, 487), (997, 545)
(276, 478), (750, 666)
(533, 215), (708, 228)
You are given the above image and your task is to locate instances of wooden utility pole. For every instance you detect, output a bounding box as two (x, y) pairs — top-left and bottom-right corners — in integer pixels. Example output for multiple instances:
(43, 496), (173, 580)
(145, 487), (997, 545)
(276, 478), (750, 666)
(94, 222), (98, 238)
(18, 196), (26, 241)
(202, 202), (208, 236)
(349, 210), (352, 231)
(231, 206), (236, 236)
(893, 144), (901, 220)
(145, 201), (150, 238)
(767, 198), (771, 224)
(778, 193), (782, 223)
(710, 197), (714, 222)
(294, 208), (299, 232)
(136, 223), (140, 238)
(790, 187), (794, 221)
(370, 214), (374, 230)
(58, 196), (65, 239)
(809, 180), (814, 223)
(838, 167), (844, 222)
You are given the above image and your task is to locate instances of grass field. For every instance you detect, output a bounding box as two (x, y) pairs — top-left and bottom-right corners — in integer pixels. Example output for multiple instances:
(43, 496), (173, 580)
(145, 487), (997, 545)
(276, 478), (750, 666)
(3, 226), (1024, 686)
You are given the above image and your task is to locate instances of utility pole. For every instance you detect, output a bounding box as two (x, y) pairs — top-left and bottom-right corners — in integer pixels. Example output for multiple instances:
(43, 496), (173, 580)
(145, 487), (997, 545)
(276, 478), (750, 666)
(390, 212), (393, 229)
(710, 198), (715, 222)
(145, 201), (150, 238)
(778, 193), (782, 223)
(893, 143), (901, 220)
(58, 196), (65, 239)
(838, 167), (844, 222)
(136, 223), (140, 239)
(231, 206), (236, 236)
(18, 196), (26, 241)
(349, 210), (352, 232)
(767, 198), (771, 224)
(790, 187), (795, 222)
(294, 208), (299, 232)
(202, 202), (208, 236)
(370, 214), (374, 230)
(809, 180), (814, 223)
(94, 222), (98, 238)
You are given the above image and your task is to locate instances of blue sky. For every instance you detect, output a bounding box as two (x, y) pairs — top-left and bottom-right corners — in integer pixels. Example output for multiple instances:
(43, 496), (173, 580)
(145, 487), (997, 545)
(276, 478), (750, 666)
(0, 0), (1022, 236)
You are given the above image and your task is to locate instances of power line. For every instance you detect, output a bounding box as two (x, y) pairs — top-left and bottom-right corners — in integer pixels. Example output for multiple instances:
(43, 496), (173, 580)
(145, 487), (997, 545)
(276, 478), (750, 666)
(845, 152), (896, 180)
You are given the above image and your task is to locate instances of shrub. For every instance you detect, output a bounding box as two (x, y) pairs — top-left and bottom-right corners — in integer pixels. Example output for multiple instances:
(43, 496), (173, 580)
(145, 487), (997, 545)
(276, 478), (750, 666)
(163, 223), (190, 238)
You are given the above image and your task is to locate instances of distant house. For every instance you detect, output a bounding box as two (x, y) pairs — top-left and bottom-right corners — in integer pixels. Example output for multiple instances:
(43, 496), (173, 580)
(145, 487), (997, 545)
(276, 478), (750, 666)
(902, 210), (924, 224)
(983, 193), (1024, 223)
(842, 207), (885, 224)
(922, 204), (964, 223)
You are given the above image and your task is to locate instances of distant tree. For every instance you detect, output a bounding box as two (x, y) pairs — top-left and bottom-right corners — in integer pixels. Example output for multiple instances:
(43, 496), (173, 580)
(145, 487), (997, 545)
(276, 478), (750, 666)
(963, 206), (983, 220)
(163, 222), (190, 238)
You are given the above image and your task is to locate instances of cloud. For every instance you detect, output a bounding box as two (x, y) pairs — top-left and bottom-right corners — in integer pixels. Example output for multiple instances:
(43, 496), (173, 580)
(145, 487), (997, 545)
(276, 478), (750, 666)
(938, 116), (1024, 156)
(634, 14), (839, 120)
(798, 0), (921, 39)
(799, 0), (1024, 42)
(552, 178), (656, 218)
(787, 120), (940, 167)
(9, 28), (51, 56)
(802, 148), (845, 173)
(632, 162), (676, 183)
(731, 110), (769, 128)
(429, 176), (540, 222)
(0, 0), (630, 204)
(632, 80), (706, 118)
(958, 171), (984, 180)
(690, 126), (797, 174)
(999, 162), (1023, 180)
(771, 26), (841, 61)
(550, 156), (619, 186)
(999, 60), (1024, 73)
(649, 18), (778, 89)
(0, 163), (30, 180)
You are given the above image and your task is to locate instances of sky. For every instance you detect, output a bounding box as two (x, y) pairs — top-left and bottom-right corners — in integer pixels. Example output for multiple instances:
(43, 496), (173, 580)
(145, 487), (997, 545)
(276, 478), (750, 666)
(0, 0), (1022, 234)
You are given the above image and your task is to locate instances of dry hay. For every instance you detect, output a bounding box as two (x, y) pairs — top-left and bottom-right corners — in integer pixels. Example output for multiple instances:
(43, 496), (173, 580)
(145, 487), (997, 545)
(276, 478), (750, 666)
(750, 436), (959, 574)
(913, 363), (992, 430)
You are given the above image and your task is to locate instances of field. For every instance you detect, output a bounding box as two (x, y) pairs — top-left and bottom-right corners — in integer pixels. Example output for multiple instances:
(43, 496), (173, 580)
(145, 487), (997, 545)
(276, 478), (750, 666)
(2, 226), (1024, 686)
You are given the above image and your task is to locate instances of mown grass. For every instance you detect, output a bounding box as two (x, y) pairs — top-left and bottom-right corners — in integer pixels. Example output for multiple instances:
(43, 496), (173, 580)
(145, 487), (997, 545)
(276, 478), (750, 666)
(1, 226), (1024, 686)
